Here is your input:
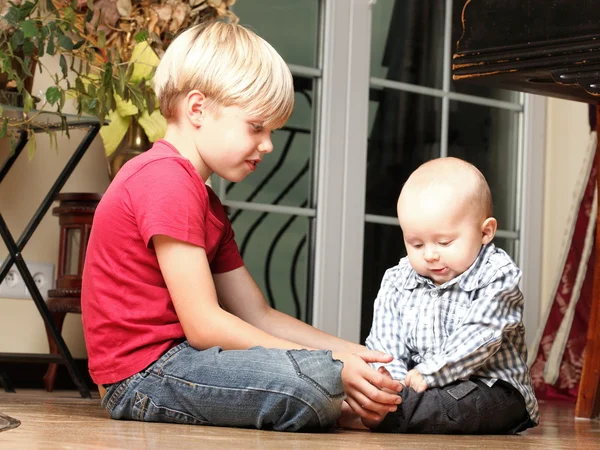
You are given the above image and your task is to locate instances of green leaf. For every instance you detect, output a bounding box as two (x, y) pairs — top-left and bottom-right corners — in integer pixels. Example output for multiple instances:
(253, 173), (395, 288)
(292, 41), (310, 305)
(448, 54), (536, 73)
(27, 131), (36, 161)
(98, 31), (106, 49)
(146, 94), (155, 115)
(102, 63), (113, 88)
(134, 30), (148, 43)
(22, 40), (35, 57)
(138, 109), (167, 143)
(59, 54), (68, 78)
(3, 6), (20, 26)
(19, 55), (33, 76)
(45, 86), (61, 105)
(46, 0), (57, 11)
(11, 29), (24, 47)
(36, 36), (45, 58)
(75, 77), (86, 94)
(20, 20), (38, 39)
(85, 9), (94, 24)
(46, 38), (55, 56)
(100, 111), (130, 157)
(0, 118), (7, 139)
(23, 91), (33, 114)
(128, 42), (160, 84)
(114, 94), (138, 117)
(58, 35), (74, 51)
(64, 7), (76, 25)
(17, 2), (36, 21)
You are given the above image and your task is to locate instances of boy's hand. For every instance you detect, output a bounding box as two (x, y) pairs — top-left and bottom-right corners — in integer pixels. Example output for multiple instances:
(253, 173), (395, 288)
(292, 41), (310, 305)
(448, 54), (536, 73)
(332, 351), (403, 422)
(404, 368), (428, 393)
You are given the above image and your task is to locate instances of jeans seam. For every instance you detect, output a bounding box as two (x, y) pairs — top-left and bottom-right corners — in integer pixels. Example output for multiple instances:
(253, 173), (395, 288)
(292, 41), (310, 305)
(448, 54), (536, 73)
(103, 375), (136, 412)
(154, 341), (190, 376)
(160, 372), (328, 424)
(285, 351), (344, 399)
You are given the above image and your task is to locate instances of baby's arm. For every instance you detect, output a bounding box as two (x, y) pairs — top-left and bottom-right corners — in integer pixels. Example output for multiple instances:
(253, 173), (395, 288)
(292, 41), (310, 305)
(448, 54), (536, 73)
(365, 267), (412, 380)
(415, 265), (524, 388)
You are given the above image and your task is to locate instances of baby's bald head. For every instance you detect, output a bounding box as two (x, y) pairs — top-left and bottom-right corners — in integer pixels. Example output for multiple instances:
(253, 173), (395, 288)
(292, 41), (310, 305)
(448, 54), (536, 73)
(397, 157), (492, 223)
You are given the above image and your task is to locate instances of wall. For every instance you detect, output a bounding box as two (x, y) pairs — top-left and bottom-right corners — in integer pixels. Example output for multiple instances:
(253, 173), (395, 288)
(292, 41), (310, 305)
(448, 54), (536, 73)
(0, 54), (110, 357)
(541, 98), (592, 319)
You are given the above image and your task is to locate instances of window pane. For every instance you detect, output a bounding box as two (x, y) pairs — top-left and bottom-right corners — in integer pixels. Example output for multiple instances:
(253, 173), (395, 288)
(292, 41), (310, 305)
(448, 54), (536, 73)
(232, 0), (319, 68)
(226, 82), (314, 207)
(451, 81), (521, 103)
(447, 101), (520, 231)
(361, 222), (404, 342)
(230, 210), (310, 322)
(366, 90), (442, 216)
(494, 237), (517, 261)
(371, 0), (446, 88)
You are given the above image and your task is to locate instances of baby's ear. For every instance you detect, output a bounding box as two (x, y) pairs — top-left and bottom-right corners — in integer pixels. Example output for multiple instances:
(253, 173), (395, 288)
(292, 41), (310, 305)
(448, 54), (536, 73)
(481, 217), (497, 244)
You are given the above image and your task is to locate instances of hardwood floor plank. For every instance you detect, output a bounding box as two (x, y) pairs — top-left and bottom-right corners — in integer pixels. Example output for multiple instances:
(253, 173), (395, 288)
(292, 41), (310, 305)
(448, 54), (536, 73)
(0, 390), (599, 449)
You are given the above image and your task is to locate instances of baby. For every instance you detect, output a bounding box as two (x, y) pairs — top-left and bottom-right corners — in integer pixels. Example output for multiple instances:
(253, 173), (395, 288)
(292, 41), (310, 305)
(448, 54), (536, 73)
(363, 157), (539, 434)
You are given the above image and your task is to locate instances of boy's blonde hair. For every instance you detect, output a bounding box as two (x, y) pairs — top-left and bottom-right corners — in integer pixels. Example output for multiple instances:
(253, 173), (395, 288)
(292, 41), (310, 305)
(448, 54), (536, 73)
(154, 21), (294, 129)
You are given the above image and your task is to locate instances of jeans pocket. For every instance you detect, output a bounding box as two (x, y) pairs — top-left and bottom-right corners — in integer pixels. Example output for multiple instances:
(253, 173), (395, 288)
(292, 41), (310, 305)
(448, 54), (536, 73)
(131, 391), (209, 425)
(286, 350), (344, 398)
(441, 381), (482, 429)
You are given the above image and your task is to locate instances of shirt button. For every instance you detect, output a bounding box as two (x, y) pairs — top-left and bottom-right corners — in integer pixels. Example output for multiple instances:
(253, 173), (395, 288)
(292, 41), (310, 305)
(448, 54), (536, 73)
(430, 290), (439, 298)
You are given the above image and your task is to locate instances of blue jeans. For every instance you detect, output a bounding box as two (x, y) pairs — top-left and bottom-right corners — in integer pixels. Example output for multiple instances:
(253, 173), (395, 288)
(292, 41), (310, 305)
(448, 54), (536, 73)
(101, 342), (345, 431)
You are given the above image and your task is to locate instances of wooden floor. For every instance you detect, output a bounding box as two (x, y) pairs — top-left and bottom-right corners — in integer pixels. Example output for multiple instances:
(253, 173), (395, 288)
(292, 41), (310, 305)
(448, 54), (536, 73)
(0, 390), (599, 449)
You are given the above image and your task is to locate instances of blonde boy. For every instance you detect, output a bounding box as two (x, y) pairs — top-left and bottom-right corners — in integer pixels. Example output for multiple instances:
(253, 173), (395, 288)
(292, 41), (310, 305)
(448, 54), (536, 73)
(364, 157), (539, 433)
(82, 21), (402, 431)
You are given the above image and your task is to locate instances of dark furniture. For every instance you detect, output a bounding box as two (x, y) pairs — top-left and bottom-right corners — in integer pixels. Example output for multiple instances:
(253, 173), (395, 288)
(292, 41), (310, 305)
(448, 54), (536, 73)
(0, 105), (100, 398)
(43, 193), (101, 392)
(452, 0), (600, 419)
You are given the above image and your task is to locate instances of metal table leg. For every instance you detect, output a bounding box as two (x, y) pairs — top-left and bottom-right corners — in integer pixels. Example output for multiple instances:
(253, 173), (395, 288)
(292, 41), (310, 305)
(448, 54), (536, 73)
(0, 123), (100, 398)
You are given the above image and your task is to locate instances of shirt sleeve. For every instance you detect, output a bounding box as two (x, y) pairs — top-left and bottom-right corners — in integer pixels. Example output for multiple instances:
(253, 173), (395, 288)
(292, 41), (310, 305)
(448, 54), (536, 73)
(209, 209), (244, 274)
(415, 264), (524, 388)
(125, 159), (208, 248)
(365, 266), (410, 380)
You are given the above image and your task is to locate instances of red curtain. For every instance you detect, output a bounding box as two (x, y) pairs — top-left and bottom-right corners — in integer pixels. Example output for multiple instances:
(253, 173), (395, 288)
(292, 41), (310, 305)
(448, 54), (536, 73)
(529, 111), (597, 402)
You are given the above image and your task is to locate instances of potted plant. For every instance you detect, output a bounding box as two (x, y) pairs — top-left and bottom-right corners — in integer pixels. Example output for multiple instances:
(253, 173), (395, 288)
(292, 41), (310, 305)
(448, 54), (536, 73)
(0, 0), (238, 171)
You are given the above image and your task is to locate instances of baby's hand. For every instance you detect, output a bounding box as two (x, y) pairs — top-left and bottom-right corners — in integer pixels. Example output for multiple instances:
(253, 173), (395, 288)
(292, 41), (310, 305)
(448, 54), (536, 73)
(404, 369), (428, 393)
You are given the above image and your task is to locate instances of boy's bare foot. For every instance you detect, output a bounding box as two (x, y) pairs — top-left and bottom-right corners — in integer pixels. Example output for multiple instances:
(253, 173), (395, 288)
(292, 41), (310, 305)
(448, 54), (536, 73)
(361, 412), (386, 430)
(336, 401), (368, 430)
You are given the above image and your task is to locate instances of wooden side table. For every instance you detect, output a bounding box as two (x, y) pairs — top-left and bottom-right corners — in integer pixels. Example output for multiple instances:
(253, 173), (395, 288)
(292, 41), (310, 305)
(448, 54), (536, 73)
(43, 193), (101, 392)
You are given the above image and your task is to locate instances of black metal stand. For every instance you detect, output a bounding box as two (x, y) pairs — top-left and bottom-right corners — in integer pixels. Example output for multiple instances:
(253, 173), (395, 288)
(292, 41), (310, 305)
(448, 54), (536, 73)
(0, 120), (100, 398)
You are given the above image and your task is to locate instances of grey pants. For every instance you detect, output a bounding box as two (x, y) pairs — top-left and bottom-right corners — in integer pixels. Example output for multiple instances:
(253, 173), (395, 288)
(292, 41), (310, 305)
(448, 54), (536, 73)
(374, 379), (535, 434)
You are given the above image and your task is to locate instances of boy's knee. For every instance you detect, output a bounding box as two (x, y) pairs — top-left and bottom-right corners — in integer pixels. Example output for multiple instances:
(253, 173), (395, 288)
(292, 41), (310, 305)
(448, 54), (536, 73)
(285, 349), (345, 427)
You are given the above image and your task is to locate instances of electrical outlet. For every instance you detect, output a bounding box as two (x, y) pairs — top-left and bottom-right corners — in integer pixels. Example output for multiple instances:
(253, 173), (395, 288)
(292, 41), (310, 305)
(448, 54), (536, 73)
(0, 262), (55, 301)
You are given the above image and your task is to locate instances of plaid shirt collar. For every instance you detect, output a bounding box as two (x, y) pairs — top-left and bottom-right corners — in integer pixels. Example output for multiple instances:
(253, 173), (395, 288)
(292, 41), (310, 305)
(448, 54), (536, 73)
(399, 243), (496, 292)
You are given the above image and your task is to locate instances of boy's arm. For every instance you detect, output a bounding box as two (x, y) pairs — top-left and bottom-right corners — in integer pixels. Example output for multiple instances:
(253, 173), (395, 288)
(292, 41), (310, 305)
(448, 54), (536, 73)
(415, 265), (523, 388)
(364, 268), (411, 381)
(154, 234), (302, 351)
(213, 265), (366, 353)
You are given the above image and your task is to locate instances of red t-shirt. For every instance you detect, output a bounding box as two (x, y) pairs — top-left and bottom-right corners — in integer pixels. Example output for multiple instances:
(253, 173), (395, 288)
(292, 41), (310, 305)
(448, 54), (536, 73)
(81, 140), (244, 385)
